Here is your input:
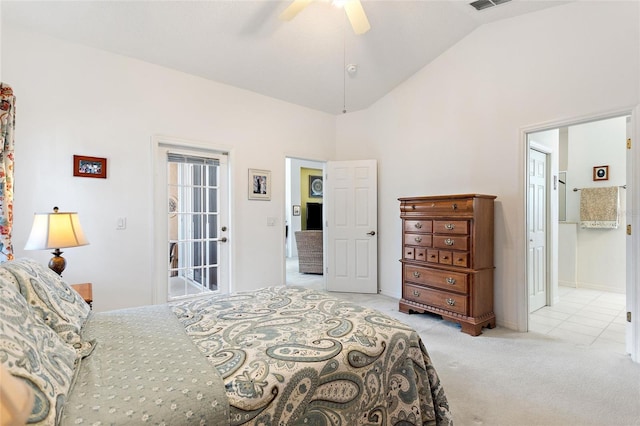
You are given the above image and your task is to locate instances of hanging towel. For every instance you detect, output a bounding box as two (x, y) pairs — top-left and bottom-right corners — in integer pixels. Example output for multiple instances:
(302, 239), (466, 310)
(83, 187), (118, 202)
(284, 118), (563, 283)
(580, 186), (619, 229)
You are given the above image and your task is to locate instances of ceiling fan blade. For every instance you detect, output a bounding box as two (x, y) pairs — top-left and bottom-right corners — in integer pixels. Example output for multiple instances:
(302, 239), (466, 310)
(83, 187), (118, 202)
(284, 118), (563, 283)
(343, 0), (371, 34)
(279, 0), (313, 21)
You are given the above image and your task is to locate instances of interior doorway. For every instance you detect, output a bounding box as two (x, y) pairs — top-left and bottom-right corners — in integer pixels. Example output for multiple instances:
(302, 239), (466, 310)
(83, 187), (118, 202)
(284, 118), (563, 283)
(526, 114), (630, 354)
(285, 157), (325, 290)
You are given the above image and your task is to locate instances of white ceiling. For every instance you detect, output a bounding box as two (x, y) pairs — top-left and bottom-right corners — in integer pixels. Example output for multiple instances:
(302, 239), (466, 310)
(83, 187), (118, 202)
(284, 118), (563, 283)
(2, 0), (570, 115)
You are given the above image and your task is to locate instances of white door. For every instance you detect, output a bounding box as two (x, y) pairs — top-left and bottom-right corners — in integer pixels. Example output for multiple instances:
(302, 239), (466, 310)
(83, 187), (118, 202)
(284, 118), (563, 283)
(325, 160), (377, 293)
(528, 148), (548, 312)
(153, 139), (230, 303)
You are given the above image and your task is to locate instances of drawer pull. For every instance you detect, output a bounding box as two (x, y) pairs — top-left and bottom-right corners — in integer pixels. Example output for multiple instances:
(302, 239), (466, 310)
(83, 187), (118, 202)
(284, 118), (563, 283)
(414, 222), (422, 229)
(413, 289), (420, 297)
(441, 256), (449, 260)
(413, 271), (421, 278)
(446, 298), (456, 306)
(446, 277), (456, 285)
(406, 251), (413, 256)
(452, 203), (458, 210)
(414, 236), (422, 243)
(445, 223), (455, 230)
(444, 238), (454, 246)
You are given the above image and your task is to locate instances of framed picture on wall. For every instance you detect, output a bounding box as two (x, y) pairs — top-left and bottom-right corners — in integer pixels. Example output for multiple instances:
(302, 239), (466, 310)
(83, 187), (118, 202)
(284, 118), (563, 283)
(73, 155), (107, 179)
(249, 168), (271, 200)
(309, 175), (323, 198)
(593, 165), (609, 181)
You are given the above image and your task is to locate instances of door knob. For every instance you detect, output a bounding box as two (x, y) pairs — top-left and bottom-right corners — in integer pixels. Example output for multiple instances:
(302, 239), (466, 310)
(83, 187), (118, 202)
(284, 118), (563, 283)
(219, 237), (228, 243)
(367, 231), (376, 236)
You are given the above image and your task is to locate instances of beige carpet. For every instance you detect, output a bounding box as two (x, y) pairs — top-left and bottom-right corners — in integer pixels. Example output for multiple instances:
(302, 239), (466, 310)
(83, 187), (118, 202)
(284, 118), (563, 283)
(284, 265), (640, 426)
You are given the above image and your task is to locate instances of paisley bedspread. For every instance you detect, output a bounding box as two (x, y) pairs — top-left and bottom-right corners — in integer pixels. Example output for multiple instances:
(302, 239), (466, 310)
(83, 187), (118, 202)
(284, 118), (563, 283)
(171, 286), (452, 425)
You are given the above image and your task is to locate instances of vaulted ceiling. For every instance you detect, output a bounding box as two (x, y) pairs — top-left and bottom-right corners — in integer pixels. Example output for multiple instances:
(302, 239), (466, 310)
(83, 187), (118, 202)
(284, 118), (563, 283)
(2, 0), (570, 114)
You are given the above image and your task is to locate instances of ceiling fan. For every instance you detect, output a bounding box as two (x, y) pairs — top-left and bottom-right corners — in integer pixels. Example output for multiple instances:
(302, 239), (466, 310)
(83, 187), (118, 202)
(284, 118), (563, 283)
(279, 0), (371, 35)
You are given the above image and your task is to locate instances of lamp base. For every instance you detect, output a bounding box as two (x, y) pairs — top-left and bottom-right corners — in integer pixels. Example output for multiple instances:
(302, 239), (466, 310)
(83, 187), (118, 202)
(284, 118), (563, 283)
(49, 249), (66, 276)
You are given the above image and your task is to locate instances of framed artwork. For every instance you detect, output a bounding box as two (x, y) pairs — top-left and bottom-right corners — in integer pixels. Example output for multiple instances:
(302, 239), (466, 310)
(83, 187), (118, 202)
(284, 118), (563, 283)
(309, 175), (323, 198)
(168, 195), (178, 218)
(292, 205), (301, 216)
(593, 165), (609, 181)
(73, 155), (107, 179)
(249, 169), (271, 200)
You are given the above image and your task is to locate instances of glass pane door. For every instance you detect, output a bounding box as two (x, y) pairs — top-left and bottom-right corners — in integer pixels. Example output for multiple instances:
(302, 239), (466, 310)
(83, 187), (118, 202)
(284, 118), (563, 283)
(168, 153), (225, 300)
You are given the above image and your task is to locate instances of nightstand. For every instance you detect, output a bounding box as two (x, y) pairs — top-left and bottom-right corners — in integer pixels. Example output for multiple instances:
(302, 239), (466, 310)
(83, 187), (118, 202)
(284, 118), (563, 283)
(71, 283), (93, 309)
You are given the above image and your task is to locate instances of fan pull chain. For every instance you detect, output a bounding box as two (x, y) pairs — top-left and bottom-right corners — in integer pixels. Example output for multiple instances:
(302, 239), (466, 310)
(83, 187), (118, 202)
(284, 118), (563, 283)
(342, 18), (347, 114)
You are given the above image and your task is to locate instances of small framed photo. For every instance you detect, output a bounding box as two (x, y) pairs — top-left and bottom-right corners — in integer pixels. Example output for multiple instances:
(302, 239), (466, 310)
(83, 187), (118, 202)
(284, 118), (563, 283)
(73, 155), (107, 179)
(593, 165), (609, 181)
(248, 169), (271, 200)
(309, 175), (323, 198)
(292, 205), (301, 216)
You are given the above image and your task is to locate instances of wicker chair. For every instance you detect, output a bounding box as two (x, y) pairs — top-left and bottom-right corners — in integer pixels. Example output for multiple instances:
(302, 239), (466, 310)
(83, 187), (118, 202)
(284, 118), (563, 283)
(294, 230), (323, 274)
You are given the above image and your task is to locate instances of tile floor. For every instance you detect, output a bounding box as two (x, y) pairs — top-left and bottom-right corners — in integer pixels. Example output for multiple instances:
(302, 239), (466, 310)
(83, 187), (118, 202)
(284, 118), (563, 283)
(529, 286), (627, 354)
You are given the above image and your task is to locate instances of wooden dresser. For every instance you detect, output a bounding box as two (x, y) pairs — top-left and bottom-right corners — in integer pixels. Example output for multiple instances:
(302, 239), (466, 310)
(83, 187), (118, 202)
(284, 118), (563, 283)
(399, 194), (496, 336)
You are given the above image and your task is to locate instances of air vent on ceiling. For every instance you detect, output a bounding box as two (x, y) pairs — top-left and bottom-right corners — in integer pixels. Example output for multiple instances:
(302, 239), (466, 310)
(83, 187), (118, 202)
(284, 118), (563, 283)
(469, 0), (511, 11)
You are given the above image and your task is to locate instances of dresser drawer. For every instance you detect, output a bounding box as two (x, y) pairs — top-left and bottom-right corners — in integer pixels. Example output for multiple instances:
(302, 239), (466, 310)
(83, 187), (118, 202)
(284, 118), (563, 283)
(404, 264), (469, 294)
(404, 220), (432, 233)
(403, 283), (468, 315)
(404, 234), (432, 247)
(433, 220), (469, 235)
(433, 235), (469, 251)
(452, 252), (469, 267)
(401, 199), (473, 216)
(438, 250), (453, 265)
(404, 247), (415, 260)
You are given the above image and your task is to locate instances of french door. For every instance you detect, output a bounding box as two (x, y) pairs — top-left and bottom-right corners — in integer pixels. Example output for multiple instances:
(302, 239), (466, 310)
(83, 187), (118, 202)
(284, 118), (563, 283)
(153, 139), (229, 303)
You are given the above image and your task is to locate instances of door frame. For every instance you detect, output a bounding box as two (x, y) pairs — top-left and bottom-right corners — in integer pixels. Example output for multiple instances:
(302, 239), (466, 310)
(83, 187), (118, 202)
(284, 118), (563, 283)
(151, 135), (233, 304)
(519, 106), (638, 362)
(527, 143), (553, 314)
(284, 156), (327, 287)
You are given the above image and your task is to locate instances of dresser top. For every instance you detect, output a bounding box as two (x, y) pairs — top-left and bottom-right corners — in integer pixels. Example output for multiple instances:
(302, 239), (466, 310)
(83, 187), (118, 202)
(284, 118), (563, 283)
(398, 194), (497, 202)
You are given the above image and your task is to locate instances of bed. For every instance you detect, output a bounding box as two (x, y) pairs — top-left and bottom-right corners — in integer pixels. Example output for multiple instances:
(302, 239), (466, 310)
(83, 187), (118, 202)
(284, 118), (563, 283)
(0, 258), (453, 425)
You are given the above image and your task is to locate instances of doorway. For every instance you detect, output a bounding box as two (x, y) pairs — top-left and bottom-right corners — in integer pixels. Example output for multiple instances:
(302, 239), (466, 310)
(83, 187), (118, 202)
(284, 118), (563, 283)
(153, 137), (230, 304)
(526, 115), (629, 353)
(285, 157), (325, 290)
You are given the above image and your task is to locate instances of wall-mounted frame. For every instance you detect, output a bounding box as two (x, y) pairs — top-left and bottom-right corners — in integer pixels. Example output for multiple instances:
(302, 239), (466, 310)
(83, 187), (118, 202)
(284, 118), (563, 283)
(292, 205), (301, 216)
(309, 175), (323, 198)
(73, 155), (107, 179)
(168, 195), (178, 218)
(248, 168), (271, 200)
(593, 165), (609, 181)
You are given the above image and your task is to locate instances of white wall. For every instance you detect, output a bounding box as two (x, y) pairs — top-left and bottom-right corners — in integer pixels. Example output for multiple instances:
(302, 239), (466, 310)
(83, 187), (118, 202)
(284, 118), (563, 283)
(336, 1), (639, 330)
(3, 27), (336, 312)
(566, 117), (627, 292)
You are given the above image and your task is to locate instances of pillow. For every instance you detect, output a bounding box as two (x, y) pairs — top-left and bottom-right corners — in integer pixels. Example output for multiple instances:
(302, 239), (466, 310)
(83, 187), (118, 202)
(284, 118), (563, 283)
(2, 258), (91, 347)
(0, 273), (77, 425)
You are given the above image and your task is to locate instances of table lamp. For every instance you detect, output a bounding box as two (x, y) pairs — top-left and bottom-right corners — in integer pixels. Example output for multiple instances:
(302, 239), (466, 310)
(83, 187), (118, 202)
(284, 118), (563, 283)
(24, 207), (89, 276)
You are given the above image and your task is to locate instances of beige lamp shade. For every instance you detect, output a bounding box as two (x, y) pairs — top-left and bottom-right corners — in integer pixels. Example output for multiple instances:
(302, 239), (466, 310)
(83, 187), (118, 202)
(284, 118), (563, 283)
(0, 363), (34, 426)
(24, 211), (89, 250)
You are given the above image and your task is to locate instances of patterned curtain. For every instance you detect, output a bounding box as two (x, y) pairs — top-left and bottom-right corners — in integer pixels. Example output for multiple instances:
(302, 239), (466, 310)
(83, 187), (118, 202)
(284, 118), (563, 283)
(0, 84), (15, 262)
